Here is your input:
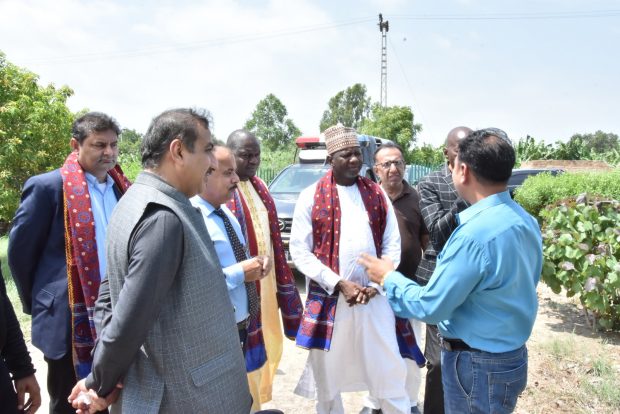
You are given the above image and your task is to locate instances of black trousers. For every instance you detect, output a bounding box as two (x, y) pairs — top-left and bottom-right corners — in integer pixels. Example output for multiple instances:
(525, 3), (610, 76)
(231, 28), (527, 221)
(423, 324), (445, 414)
(44, 352), (76, 414)
(0, 359), (20, 414)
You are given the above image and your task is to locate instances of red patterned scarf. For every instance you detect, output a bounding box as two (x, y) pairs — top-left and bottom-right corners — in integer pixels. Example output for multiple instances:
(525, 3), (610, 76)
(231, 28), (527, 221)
(61, 151), (131, 378)
(296, 170), (425, 365)
(227, 176), (303, 371)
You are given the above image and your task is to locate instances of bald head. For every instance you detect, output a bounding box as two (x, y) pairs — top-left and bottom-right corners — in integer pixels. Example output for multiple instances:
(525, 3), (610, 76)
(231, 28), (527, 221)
(226, 129), (258, 151)
(226, 129), (261, 180)
(444, 126), (473, 168)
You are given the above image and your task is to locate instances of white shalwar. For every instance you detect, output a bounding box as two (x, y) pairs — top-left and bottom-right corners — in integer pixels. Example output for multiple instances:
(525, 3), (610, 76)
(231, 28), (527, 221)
(290, 182), (409, 414)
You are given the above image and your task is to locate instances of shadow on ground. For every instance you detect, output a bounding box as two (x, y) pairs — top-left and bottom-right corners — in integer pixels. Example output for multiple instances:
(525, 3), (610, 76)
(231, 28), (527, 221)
(539, 294), (620, 345)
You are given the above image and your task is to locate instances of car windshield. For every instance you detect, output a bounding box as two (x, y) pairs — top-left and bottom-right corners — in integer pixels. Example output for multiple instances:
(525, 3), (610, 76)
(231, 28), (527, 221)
(269, 165), (330, 193)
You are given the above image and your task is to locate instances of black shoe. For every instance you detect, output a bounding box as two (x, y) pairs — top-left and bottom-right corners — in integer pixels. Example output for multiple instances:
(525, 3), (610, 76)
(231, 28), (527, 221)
(359, 408), (382, 414)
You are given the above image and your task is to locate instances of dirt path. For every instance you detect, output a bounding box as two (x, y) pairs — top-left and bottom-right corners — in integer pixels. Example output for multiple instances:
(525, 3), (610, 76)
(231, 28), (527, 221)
(27, 284), (619, 413)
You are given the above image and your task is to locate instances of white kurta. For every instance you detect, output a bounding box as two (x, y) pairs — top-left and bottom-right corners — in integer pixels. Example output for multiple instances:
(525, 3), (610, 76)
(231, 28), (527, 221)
(290, 181), (408, 413)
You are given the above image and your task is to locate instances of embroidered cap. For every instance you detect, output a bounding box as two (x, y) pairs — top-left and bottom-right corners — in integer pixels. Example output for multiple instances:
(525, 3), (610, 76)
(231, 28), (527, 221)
(323, 124), (359, 155)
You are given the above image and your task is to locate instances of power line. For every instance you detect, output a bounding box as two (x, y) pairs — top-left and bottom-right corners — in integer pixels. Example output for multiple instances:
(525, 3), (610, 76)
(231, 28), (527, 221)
(387, 36), (431, 142)
(21, 17), (374, 65)
(19, 9), (619, 66)
(391, 10), (620, 21)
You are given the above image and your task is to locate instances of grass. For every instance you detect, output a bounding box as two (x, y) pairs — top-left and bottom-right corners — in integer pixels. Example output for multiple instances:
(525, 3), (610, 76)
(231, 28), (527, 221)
(525, 334), (620, 413)
(1, 235), (31, 340)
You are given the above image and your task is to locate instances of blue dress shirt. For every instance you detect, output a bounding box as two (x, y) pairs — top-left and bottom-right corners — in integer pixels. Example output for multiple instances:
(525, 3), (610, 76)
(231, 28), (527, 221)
(190, 196), (249, 323)
(85, 173), (118, 280)
(383, 191), (542, 352)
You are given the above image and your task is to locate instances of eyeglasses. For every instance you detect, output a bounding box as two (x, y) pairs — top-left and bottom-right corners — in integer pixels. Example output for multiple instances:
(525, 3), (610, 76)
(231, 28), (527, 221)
(376, 160), (405, 170)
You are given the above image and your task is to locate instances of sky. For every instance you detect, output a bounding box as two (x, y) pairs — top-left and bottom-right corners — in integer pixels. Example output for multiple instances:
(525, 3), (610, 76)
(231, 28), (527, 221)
(1, 0), (618, 146)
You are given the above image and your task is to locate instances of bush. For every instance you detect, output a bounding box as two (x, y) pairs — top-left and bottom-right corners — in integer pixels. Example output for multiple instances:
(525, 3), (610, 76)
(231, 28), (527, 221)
(540, 198), (620, 330)
(514, 170), (620, 220)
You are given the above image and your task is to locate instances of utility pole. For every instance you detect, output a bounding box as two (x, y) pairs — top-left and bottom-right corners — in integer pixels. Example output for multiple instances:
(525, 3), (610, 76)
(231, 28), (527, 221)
(378, 13), (389, 108)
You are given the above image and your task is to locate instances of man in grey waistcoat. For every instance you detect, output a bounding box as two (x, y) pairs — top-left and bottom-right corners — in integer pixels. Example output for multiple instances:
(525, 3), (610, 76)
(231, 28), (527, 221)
(69, 108), (252, 413)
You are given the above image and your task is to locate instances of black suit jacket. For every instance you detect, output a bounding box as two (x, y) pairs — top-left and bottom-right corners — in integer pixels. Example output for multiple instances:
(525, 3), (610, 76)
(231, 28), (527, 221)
(414, 165), (469, 284)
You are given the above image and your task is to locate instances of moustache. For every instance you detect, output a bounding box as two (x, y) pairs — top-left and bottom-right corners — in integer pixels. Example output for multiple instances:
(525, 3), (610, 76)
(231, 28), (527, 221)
(229, 185), (238, 191)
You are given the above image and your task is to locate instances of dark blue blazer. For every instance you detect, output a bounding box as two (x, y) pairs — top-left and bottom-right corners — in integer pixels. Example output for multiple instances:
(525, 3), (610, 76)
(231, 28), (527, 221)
(8, 169), (70, 359)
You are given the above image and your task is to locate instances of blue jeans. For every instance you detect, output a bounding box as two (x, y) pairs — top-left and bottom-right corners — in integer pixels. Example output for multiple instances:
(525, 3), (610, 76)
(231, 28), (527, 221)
(441, 345), (528, 414)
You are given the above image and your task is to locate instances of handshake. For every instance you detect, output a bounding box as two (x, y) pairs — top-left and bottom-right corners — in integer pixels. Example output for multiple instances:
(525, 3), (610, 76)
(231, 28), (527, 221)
(68, 380), (122, 414)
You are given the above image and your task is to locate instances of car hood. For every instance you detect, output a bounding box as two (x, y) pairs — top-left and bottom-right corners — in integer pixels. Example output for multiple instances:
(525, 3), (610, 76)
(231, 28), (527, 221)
(271, 192), (297, 219)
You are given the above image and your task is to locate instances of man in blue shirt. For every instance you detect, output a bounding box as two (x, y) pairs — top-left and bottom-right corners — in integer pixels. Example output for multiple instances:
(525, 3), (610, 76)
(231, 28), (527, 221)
(191, 145), (270, 349)
(9, 112), (130, 414)
(359, 128), (542, 414)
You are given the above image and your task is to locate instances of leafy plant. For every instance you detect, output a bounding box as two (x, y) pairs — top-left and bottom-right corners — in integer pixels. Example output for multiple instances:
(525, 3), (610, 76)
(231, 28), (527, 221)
(514, 170), (620, 220)
(540, 198), (620, 330)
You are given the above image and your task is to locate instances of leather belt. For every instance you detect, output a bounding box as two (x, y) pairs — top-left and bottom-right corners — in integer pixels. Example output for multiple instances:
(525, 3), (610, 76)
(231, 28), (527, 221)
(439, 336), (482, 353)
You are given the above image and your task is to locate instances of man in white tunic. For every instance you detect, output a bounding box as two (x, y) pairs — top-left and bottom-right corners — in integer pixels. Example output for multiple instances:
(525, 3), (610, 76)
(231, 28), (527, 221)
(290, 125), (411, 414)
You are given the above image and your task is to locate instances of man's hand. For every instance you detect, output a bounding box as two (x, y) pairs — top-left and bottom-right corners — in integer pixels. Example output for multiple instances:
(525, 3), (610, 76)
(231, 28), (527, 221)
(363, 286), (379, 300)
(15, 374), (41, 413)
(241, 257), (267, 282)
(336, 279), (365, 306)
(259, 255), (272, 275)
(69, 379), (123, 414)
(358, 253), (395, 284)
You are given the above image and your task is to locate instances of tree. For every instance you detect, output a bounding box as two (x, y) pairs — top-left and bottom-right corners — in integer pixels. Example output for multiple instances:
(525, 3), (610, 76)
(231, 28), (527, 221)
(568, 130), (619, 154)
(319, 83), (371, 131)
(118, 128), (142, 162)
(359, 104), (422, 160)
(0, 52), (74, 225)
(244, 94), (301, 151)
(409, 144), (445, 166)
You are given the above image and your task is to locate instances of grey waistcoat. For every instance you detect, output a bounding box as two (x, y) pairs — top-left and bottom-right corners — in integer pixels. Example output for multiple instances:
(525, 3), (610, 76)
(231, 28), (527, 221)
(106, 172), (251, 413)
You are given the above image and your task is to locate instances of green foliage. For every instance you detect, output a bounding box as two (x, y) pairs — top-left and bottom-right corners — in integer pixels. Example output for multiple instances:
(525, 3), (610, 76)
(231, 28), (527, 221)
(319, 83), (371, 131)
(260, 142), (297, 168)
(540, 199), (620, 330)
(515, 133), (620, 166)
(409, 143), (445, 166)
(0, 51), (74, 223)
(120, 160), (142, 182)
(514, 171), (620, 219)
(244, 94), (301, 152)
(0, 236), (30, 337)
(118, 128), (142, 164)
(569, 130), (619, 154)
(254, 143), (297, 184)
(514, 135), (555, 164)
(358, 104), (422, 159)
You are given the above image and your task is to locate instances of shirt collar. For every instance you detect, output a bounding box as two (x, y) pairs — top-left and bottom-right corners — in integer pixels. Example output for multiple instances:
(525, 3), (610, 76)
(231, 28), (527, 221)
(85, 172), (113, 188)
(458, 191), (512, 225)
(192, 196), (218, 215)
